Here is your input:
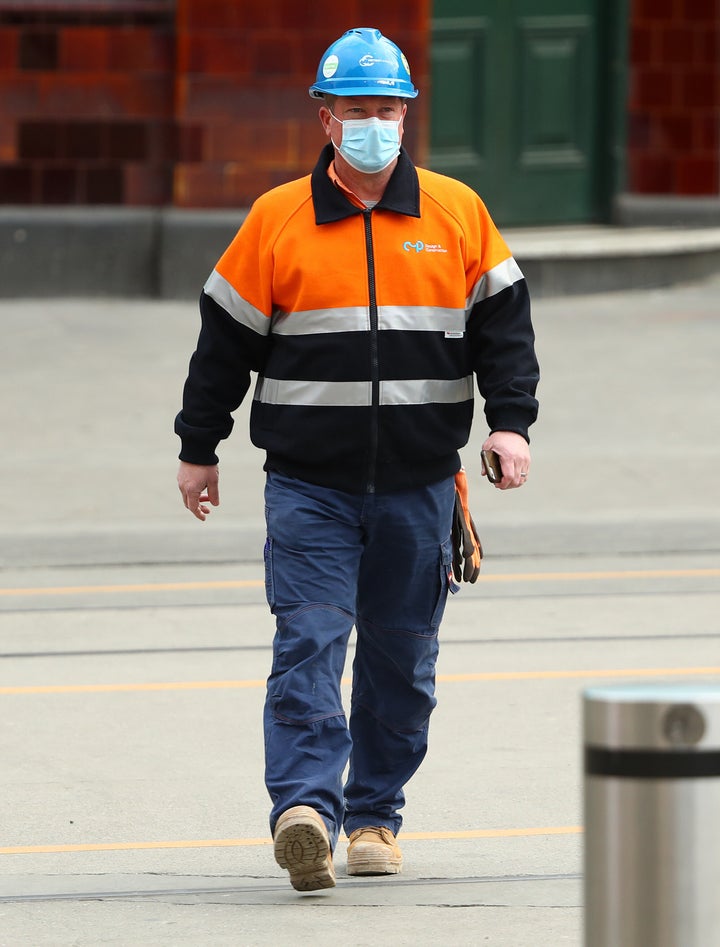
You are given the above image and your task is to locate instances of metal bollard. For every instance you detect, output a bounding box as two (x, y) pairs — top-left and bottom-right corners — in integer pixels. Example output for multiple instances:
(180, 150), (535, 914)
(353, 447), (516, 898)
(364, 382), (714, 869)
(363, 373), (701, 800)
(584, 683), (720, 947)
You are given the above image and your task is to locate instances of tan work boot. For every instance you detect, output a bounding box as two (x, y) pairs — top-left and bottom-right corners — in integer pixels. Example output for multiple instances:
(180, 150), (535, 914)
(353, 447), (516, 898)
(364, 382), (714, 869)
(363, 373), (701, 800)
(346, 826), (403, 876)
(273, 805), (336, 892)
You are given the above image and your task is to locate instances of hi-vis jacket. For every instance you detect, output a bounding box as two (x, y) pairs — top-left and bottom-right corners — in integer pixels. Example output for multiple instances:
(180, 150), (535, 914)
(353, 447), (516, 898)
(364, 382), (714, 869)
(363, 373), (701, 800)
(176, 144), (539, 494)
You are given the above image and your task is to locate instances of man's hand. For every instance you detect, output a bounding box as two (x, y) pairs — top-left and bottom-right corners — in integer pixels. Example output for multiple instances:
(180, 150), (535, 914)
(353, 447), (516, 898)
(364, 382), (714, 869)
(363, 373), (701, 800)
(177, 462), (220, 521)
(482, 431), (530, 490)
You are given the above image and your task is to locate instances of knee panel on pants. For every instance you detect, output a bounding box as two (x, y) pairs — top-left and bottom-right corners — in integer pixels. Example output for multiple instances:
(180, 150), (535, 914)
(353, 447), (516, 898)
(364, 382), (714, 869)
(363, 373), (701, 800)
(267, 603), (354, 725)
(351, 620), (440, 732)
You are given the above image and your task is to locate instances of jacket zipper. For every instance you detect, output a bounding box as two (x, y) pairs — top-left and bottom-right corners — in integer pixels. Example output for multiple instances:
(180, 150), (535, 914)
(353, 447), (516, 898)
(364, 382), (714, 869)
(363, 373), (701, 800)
(363, 209), (379, 494)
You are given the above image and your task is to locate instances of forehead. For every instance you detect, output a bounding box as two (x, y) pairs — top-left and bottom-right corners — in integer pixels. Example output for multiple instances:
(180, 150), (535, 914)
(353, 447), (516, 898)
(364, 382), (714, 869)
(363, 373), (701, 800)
(334, 95), (404, 108)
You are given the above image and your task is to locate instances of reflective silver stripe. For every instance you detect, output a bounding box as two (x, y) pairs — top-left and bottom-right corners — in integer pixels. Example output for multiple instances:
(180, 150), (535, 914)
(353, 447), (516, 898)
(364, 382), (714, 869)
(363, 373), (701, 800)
(254, 375), (473, 407)
(271, 307), (369, 335)
(466, 256), (524, 311)
(204, 269), (271, 336)
(270, 305), (465, 335)
(379, 306), (465, 333)
(380, 376), (474, 405)
(254, 377), (372, 407)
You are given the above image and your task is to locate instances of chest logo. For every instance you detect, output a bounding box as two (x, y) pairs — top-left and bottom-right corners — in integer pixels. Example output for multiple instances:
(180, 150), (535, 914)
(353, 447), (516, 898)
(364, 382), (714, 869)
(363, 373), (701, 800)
(403, 240), (448, 254)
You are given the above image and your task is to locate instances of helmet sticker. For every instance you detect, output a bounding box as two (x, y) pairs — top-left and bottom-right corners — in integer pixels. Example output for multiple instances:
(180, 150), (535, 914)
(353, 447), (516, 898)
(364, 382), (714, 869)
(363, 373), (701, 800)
(401, 54), (411, 76)
(358, 55), (395, 68)
(322, 54), (339, 78)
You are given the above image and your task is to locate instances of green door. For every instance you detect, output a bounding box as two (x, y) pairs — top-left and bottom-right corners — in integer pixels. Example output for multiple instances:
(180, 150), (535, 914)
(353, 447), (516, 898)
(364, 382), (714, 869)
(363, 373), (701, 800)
(430, 0), (626, 226)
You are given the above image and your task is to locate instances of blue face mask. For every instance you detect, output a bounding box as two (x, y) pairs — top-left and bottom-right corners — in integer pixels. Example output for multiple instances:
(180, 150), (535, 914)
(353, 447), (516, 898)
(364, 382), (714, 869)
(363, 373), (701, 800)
(330, 110), (402, 174)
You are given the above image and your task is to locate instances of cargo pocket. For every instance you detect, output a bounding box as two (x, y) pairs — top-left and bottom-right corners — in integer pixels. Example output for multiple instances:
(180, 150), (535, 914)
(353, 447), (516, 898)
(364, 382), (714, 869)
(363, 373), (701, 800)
(430, 536), (454, 630)
(263, 533), (276, 610)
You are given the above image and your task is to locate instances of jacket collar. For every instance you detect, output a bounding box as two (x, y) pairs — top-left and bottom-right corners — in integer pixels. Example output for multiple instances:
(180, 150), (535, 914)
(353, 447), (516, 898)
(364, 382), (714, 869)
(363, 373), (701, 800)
(311, 143), (421, 224)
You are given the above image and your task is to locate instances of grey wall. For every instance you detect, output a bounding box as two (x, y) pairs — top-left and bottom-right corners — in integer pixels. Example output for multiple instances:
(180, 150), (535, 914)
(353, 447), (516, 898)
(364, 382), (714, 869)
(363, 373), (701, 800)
(0, 208), (245, 299)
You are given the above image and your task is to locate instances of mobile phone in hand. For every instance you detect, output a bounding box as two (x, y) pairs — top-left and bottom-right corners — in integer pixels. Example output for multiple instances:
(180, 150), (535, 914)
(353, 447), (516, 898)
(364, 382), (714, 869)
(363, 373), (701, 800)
(481, 449), (503, 484)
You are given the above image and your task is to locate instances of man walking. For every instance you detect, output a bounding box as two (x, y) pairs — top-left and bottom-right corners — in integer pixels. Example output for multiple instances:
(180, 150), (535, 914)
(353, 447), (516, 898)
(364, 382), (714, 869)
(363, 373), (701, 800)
(176, 27), (539, 891)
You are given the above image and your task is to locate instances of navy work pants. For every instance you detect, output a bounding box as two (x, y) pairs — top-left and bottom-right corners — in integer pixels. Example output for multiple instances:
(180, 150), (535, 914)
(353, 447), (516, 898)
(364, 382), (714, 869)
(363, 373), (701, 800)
(263, 471), (456, 849)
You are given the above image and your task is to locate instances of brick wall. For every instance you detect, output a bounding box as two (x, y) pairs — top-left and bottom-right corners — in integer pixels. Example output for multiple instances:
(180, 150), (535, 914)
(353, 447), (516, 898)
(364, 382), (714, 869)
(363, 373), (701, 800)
(628, 0), (720, 195)
(173, 1), (429, 207)
(2, 2), (718, 208)
(0, 1), (429, 208)
(0, 1), (176, 205)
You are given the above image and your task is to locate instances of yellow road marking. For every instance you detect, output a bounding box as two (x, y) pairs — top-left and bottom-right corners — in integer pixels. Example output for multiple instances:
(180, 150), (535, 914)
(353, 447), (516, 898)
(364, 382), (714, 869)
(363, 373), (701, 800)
(405, 825), (582, 840)
(472, 568), (720, 581)
(1, 666), (718, 696)
(0, 580), (262, 597)
(0, 568), (718, 598)
(0, 825), (582, 856)
(0, 680), (268, 695)
(441, 666), (720, 682)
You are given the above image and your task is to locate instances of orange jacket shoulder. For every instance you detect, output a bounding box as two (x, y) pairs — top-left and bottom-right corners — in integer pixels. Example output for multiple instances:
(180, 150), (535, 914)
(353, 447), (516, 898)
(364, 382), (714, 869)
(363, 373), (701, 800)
(416, 167), (512, 274)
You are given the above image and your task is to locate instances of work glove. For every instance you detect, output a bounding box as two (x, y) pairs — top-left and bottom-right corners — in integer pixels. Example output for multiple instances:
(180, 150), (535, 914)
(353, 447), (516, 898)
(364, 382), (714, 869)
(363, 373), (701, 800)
(452, 467), (483, 583)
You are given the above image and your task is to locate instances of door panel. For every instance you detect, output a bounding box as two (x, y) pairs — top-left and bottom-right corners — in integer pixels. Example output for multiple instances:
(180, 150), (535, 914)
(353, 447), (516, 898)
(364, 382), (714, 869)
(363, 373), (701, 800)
(430, 18), (489, 171)
(430, 1), (609, 225)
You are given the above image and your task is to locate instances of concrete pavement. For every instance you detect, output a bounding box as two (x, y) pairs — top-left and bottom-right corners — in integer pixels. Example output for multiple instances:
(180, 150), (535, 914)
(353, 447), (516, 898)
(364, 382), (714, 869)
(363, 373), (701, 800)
(0, 275), (719, 945)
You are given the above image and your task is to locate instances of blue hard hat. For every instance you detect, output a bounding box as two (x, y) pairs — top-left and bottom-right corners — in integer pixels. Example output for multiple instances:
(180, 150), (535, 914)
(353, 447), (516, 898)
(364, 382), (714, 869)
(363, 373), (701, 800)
(309, 28), (419, 99)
